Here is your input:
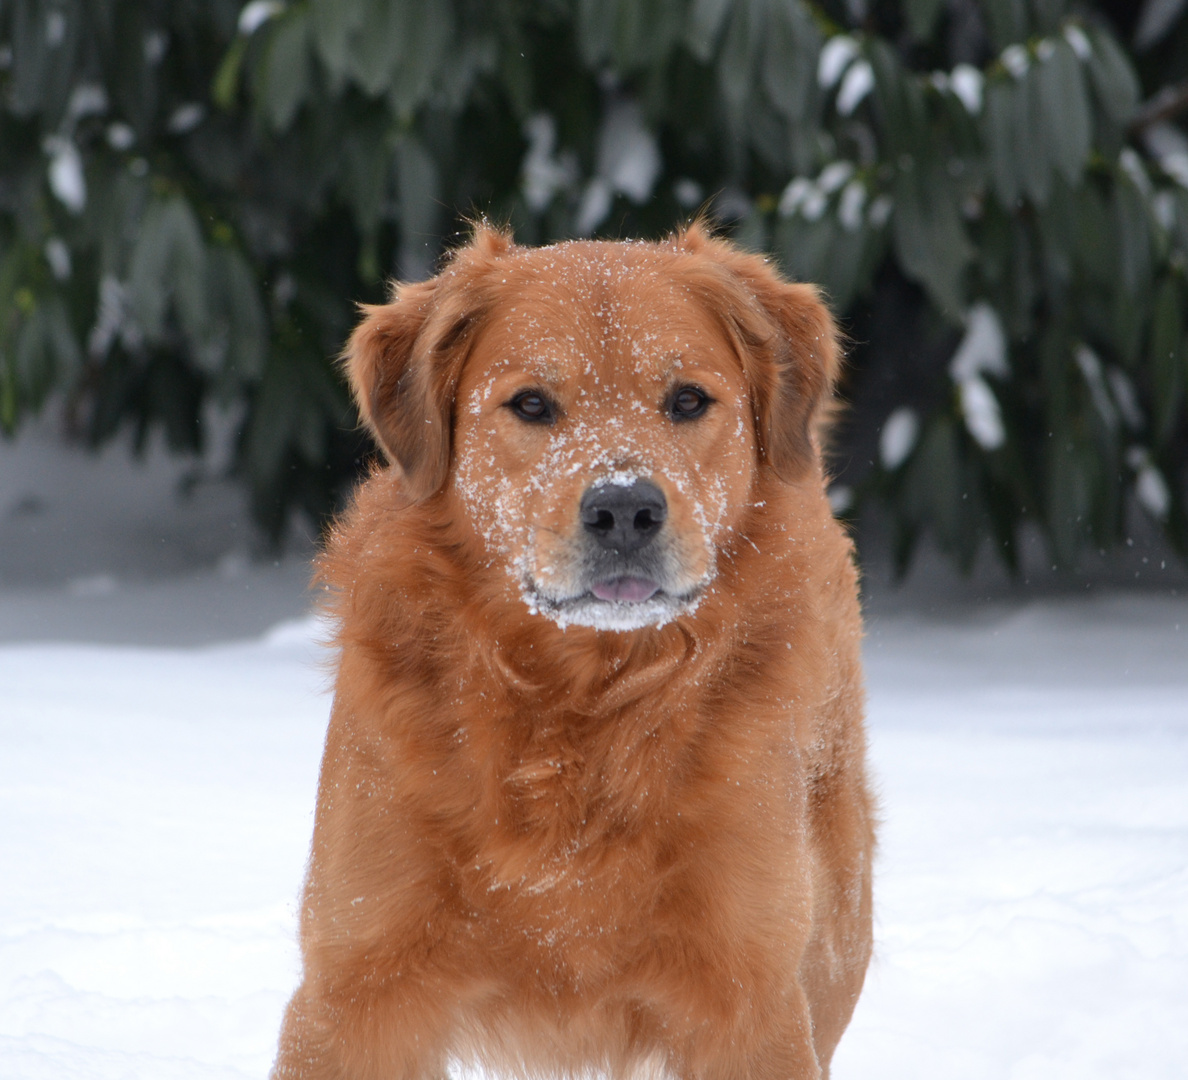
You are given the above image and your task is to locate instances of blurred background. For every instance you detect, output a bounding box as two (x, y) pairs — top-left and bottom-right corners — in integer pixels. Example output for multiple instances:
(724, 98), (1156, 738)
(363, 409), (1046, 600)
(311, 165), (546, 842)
(3, 0), (1188, 604)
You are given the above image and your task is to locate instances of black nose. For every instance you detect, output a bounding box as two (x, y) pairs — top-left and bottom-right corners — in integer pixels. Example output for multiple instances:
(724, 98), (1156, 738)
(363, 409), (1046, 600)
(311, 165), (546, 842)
(580, 480), (668, 554)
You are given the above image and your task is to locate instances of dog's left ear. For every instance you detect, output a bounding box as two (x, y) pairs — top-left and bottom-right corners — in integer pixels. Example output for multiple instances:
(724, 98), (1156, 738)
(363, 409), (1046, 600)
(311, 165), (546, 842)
(741, 272), (841, 483)
(679, 224), (842, 482)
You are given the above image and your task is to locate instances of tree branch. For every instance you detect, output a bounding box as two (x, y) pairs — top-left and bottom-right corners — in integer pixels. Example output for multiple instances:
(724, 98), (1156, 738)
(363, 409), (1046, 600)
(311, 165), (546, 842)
(1131, 80), (1188, 133)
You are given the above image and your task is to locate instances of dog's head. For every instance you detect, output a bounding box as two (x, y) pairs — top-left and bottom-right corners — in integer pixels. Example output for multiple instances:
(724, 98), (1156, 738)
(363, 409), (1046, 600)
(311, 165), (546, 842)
(345, 223), (839, 632)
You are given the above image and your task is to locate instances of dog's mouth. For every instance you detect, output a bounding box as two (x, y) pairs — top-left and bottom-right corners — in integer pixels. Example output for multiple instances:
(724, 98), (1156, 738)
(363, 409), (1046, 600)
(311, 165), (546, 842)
(589, 576), (660, 603)
(521, 575), (702, 632)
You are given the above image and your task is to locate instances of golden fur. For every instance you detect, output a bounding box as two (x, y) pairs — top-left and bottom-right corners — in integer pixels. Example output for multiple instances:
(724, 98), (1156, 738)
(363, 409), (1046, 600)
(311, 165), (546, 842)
(274, 224), (874, 1080)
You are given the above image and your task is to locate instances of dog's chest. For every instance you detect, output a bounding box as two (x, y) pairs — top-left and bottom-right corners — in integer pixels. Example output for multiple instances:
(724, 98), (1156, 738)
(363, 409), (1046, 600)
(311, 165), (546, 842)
(467, 819), (658, 948)
(451, 774), (673, 983)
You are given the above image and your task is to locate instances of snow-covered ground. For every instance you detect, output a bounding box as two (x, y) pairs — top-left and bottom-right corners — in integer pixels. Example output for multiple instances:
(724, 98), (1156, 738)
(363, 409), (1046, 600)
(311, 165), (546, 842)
(2, 419), (1186, 1078)
(0, 620), (327, 1078)
(840, 596), (1187, 1079)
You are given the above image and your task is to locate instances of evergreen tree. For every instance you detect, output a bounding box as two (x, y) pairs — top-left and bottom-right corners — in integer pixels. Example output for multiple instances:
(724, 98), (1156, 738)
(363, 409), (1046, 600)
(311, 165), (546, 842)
(2, 0), (1186, 568)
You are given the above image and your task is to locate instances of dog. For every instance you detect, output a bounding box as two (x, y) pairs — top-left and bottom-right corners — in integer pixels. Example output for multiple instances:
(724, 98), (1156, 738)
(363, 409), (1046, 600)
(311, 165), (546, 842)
(274, 223), (874, 1080)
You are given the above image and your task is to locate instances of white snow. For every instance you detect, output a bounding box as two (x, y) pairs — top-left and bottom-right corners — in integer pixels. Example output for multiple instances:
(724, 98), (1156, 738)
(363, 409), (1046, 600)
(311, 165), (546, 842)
(1000, 44), (1030, 80)
(950, 303), (1008, 385)
(43, 238), (72, 282)
(1120, 148), (1153, 198)
(817, 162), (855, 195)
(879, 406), (919, 470)
(1075, 345), (1118, 430)
(105, 122), (136, 151)
(65, 85), (108, 125)
(1144, 122), (1188, 189)
(836, 594), (1188, 1079)
(837, 180), (866, 232)
(43, 137), (86, 215)
(142, 30), (169, 66)
(951, 304), (1008, 451)
(1064, 24), (1093, 62)
(166, 104), (206, 135)
(835, 60), (875, 117)
(1135, 0), (1184, 52)
(1127, 447), (1172, 521)
(237, 1), (283, 37)
(44, 11), (66, 49)
(0, 623), (328, 1079)
(1107, 367), (1145, 430)
(575, 100), (662, 234)
(779, 163), (864, 223)
(818, 36), (859, 90)
(957, 375), (1005, 450)
(867, 193), (894, 228)
(672, 178), (703, 209)
(778, 176), (818, 219)
(949, 64), (984, 115)
(521, 114), (578, 213)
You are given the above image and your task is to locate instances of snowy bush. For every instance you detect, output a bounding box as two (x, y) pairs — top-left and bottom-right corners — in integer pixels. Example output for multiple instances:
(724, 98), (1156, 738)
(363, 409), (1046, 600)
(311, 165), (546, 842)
(1, 0), (1186, 568)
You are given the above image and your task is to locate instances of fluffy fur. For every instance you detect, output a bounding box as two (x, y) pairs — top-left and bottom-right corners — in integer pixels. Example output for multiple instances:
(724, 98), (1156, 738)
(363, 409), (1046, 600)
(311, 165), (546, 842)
(274, 223), (874, 1080)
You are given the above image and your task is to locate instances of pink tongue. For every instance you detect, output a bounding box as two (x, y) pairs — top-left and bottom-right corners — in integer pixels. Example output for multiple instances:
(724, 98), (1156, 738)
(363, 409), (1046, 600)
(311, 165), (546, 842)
(591, 577), (659, 603)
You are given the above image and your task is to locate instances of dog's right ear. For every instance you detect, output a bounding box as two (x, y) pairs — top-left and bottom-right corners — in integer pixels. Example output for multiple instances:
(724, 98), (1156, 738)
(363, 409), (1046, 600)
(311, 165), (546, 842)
(343, 279), (451, 502)
(344, 224), (512, 501)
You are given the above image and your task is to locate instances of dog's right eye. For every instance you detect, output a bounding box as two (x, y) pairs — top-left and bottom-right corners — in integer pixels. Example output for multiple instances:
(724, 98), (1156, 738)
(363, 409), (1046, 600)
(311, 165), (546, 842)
(669, 386), (711, 420)
(507, 391), (555, 424)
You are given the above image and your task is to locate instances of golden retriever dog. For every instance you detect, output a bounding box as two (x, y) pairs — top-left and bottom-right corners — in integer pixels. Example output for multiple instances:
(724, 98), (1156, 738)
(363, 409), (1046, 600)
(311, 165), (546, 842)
(274, 223), (874, 1080)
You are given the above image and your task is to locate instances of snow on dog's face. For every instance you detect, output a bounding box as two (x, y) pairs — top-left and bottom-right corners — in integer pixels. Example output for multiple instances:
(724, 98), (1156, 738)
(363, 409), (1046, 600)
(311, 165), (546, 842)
(344, 225), (839, 631)
(451, 249), (756, 630)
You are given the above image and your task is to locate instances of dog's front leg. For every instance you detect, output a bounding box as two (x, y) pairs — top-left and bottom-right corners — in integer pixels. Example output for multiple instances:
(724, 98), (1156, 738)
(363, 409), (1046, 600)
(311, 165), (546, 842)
(655, 982), (822, 1080)
(273, 691), (473, 1080)
(628, 931), (822, 1080)
(273, 962), (461, 1080)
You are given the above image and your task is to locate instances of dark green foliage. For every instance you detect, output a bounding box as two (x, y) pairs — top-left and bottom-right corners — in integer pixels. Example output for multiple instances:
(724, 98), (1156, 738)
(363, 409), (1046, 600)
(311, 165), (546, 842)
(1, 0), (1186, 569)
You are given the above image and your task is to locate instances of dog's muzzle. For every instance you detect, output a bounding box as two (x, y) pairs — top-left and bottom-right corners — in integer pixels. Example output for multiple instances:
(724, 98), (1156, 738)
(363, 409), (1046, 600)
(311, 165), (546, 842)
(579, 480), (670, 604)
(519, 479), (705, 631)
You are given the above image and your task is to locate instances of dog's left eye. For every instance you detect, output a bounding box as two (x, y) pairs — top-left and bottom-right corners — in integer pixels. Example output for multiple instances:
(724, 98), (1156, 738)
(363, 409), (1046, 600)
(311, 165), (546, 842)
(507, 391), (555, 424)
(669, 386), (711, 420)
